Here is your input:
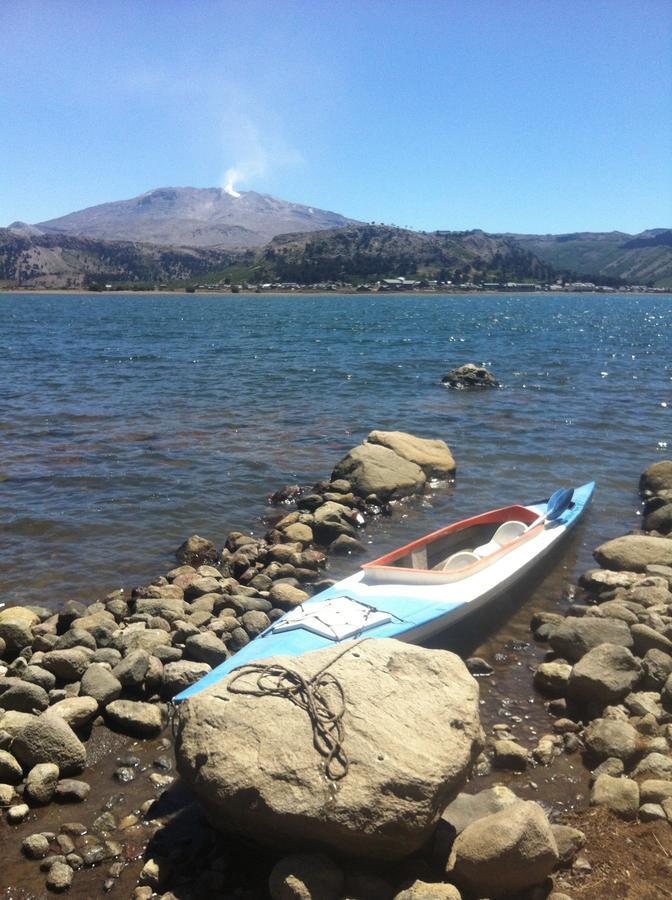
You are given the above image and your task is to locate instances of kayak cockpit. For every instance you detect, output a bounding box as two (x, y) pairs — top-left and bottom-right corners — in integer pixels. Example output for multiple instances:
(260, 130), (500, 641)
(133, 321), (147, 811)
(361, 504), (542, 585)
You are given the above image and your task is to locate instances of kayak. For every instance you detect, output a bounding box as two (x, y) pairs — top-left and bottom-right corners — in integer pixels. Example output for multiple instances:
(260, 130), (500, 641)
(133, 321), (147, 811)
(175, 481), (595, 702)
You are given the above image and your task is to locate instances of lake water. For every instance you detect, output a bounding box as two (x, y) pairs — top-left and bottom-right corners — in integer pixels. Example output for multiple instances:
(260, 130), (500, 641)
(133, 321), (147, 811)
(1, 291), (670, 612)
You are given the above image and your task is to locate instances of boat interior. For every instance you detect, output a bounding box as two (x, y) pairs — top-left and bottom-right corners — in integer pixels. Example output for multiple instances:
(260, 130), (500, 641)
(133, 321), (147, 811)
(362, 505), (540, 576)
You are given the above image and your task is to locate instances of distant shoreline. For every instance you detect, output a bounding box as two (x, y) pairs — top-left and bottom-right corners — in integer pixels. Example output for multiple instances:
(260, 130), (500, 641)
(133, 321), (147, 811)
(1, 288), (670, 297)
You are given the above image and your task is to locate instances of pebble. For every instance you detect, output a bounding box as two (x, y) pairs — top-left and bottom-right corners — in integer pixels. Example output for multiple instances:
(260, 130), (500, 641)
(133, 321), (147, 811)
(54, 779), (90, 802)
(22, 833), (50, 859)
(113, 766), (136, 783)
(60, 822), (87, 836)
(7, 803), (30, 824)
(46, 861), (74, 892)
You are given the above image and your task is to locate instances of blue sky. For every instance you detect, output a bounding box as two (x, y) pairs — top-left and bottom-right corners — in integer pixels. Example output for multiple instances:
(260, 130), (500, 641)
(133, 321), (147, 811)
(1, 0), (671, 233)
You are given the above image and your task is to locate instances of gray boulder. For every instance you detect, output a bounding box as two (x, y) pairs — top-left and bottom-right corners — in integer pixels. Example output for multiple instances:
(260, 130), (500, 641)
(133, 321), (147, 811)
(631, 752), (672, 780)
(21, 665), (56, 692)
(104, 700), (164, 737)
(644, 502), (672, 535)
(631, 623), (672, 657)
(0, 749), (23, 784)
(568, 643), (641, 706)
(45, 696), (99, 729)
(640, 460), (672, 497)
(312, 501), (357, 542)
(441, 785), (519, 835)
(446, 800), (558, 897)
(12, 715), (86, 775)
(25, 762), (59, 804)
(594, 535), (672, 572)
(40, 649), (90, 682)
(643, 648), (672, 690)
(551, 824), (586, 867)
(162, 661), (211, 699)
(0, 607), (38, 657)
(590, 774), (639, 819)
(176, 639), (483, 859)
(533, 661), (572, 696)
(549, 617), (633, 662)
(583, 717), (640, 762)
(332, 442), (426, 500)
(184, 632), (229, 667)
(0, 681), (50, 713)
(113, 648), (150, 688)
(269, 583), (310, 610)
(80, 664), (122, 706)
(176, 534), (218, 566)
(366, 430), (456, 477)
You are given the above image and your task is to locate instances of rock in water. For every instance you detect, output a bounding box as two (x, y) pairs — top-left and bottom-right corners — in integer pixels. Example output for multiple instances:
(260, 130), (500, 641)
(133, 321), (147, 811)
(175, 639), (483, 859)
(594, 535), (672, 572)
(332, 443), (426, 501)
(441, 363), (498, 389)
(366, 431), (456, 477)
(446, 800), (558, 896)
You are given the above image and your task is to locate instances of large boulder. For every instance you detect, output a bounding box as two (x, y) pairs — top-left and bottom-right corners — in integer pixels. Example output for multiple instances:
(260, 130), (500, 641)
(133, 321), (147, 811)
(640, 461), (672, 498)
(176, 639), (483, 859)
(568, 643), (642, 706)
(446, 800), (558, 897)
(594, 535), (672, 572)
(175, 534), (218, 566)
(644, 503), (672, 536)
(332, 443), (426, 501)
(12, 715), (86, 775)
(0, 608), (38, 657)
(548, 617), (633, 662)
(366, 431), (456, 478)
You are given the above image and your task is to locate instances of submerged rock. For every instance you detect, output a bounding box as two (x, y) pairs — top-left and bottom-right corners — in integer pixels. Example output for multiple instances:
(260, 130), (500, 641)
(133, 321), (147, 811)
(441, 363), (499, 389)
(176, 638), (483, 859)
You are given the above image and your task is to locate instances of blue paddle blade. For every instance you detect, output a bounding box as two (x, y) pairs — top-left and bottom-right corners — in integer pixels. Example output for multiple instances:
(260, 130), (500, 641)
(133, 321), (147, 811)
(546, 487), (574, 520)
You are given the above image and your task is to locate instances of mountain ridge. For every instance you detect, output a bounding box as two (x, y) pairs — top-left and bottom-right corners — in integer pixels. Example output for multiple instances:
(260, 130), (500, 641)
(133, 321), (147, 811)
(35, 186), (359, 250)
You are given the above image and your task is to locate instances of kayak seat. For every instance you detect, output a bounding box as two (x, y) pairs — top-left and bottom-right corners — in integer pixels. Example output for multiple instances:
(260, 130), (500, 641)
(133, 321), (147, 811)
(441, 550), (479, 572)
(473, 520), (528, 559)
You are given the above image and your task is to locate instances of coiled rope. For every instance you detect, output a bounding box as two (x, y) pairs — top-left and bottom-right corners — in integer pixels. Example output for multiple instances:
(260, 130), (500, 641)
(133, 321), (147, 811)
(226, 639), (367, 782)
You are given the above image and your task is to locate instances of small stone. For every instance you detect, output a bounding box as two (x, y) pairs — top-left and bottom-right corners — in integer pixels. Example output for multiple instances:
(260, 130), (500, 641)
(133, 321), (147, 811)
(7, 802), (30, 823)
(268, 852), (344, 900)
(47, 861), (74, 892)
(534, 661), (572, 696)
(0, 783), (15, 806)
(639, 802), (666, 821)
(139, 856), (172, 890)
(465, 657), (494, 676)
(493, 739), (528, 771)
(551, 824), (586, 867)
(54, 780), (90, 802)
(22, 833), (50, 859)
(394, 881), (462, 899)
(113, 767), (136, 784)
(25, 763), (60, 805)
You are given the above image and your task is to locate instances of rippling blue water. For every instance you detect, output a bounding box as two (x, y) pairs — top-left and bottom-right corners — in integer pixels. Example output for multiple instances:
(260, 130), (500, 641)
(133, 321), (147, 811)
(1, 291), (670, 609)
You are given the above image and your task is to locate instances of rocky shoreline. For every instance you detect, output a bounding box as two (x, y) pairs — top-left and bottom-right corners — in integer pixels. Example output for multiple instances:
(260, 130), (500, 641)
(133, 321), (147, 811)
(1, 441), (671, 898)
